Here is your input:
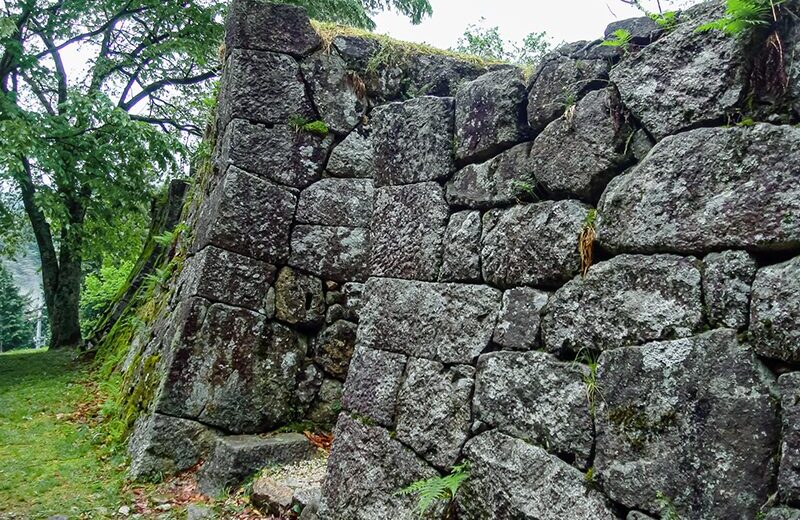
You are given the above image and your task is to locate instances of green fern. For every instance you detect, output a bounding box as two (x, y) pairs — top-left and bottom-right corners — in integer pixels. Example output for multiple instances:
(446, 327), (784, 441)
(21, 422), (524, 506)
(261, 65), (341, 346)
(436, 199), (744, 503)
(696, 0), (778, 36)
(396, 462), (470, 517)
(650, 11), (678, 31)
(601, 29), (633, 51)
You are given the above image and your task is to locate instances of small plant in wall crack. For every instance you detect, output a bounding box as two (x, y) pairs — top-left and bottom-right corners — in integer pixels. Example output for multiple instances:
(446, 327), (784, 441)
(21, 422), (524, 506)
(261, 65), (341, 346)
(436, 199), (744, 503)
(601, 28), (633, 52)
(579, 209), (598, 277)
(288, 115), (330, 136)
(696, 0), (780, 36)
(396, 462), (470, 518)
(574, 348), (601, 415)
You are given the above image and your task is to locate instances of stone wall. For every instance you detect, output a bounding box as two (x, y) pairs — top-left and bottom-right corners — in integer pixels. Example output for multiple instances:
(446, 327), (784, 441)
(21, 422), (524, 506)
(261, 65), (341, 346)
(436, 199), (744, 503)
(122, 0), (800, 518)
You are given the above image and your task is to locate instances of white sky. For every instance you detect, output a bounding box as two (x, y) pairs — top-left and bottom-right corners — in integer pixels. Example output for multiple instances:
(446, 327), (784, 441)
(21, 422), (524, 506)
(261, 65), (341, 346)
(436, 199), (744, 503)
(373, 0), (653, 50)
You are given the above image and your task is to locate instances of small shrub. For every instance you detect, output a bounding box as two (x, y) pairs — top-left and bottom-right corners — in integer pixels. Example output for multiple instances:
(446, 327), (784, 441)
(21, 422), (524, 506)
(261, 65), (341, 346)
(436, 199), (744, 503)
(601, 29), (633, 51)
(396, 462), (470, 517)
(651, 11), (678, 31)
(696, 0), (777, 36)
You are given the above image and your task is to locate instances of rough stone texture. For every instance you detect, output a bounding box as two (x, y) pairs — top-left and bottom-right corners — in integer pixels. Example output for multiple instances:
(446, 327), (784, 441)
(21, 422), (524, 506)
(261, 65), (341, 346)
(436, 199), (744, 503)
(218, 119), (333, 189)
(701, 250), (757, 330)
(312, 320), (357, 379)
(605, 16), (663, 45)
(541, 254), (704, 355)
(194, 166), (296, 264)
(197, 433), (316, 496)
(395, 359), (475, 468)
(529, 88), (634, 202)
(626, 513), (656, 520)
(289, 225), (370, 282)
(457, 431), (616, 519)
(481, 200), (589, 288)
(358, 278), (501, 364)
(780, 372), (800, 505)
(595, 329), (780, 518)
(473, 351), (593, 468)
(157, 304), (307, 433)
(326, 125), (374, 178)
(296, 178), (374, 228)
(341, 345), (407, 426)
(370, 183), (448, 281)
(403, 53), (491, 98)
(766, 508), (800, 520)
(306, 378), (343, 426)
(274, 267), (326, 329)
(252, 476), (294, 515)
(439, 210), (482, 282)
(446, 142), (534, 210)
(629, 128), (654, 162)
(371, 97), (455, 186)
(455, 68), (529, 163)
(176, 246), (275, 313)
(301, 50), (366, 135)
(597, 124), (800, 254)
(218, 49), (314, 129)
(526, 52), (610, 133)
(492, 287), (549, 350)
(750, 256), (800, 362)
(610, 3), (747, 139)
(128, 413), (217, 481)
(224, 0), (320, 57)
(318, 415), (442, 520)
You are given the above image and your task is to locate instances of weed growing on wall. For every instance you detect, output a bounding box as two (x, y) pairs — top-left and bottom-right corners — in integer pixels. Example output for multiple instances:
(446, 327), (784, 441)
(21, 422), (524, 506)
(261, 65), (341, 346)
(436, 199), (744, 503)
(396, 462), (470, 517)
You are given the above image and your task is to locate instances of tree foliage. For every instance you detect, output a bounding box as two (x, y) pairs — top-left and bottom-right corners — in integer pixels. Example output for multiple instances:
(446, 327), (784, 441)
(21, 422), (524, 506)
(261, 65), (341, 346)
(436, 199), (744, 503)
(452, 19), (552, 66)
(282, 0), (432, 30)
(0, 262), (33, 352)
(0, 0), (224, 348)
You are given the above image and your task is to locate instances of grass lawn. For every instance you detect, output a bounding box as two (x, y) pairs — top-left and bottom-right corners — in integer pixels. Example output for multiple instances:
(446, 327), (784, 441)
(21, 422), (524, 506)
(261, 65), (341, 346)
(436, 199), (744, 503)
(0, 349), (129, 519)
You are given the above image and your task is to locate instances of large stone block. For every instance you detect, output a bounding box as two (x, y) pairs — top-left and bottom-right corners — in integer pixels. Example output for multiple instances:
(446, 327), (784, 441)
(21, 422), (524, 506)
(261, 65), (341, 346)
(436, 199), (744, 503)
(217, 119), (333, 189)
(326, 125), (374, 178)
(224, 0), (320, 57)
(528, 88), (634, 202)
(128, 413), (218, 481)
(370, 183), (448, 281)
(597, 124), (800, 254)
(457, 431), (617, 519)
(779, 372), (800, 505)
(217, 49), (314, 130)
(197, 433), (317, 496)
(541, 254), (704, 355)
(341, 345), (407, 426)
(274, 267), (326, 329)
(301, 50), (367, 134)
(492, 287), (549, 350)
(175, 246), (275, 313)
(358, 278), (502, 364)
(157, 304), (307, 433)
(193, 167), (296, 264)
(296, 178), (374, 228)
(482, 200), (589, 288)
(765, 509), (800, 520)
(750, 256), (800, 362)
(371, 96), (455, 186)
(610, 3), (747, 139)
(318, 415), (442, 520)
(445, 142), (534, 210)
(396, 359), (475, 468)
(595, 329), (780, 518)
(455, 68), (529, 163)
(527, 51), (610, 133)
(289, 225), (370, 282)
(439, 210), (481, 282)
(701, 250), (757, 330)
(473, 351), (593, 468)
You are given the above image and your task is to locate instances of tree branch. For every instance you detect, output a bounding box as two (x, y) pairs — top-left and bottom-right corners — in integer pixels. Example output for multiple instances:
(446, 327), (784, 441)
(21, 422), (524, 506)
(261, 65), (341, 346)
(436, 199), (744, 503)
(119, 70), (216, 110)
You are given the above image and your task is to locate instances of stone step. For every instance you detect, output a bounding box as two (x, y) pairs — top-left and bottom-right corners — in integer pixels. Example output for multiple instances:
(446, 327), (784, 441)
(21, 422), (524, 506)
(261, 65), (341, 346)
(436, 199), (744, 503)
(197, 433), (318, 496)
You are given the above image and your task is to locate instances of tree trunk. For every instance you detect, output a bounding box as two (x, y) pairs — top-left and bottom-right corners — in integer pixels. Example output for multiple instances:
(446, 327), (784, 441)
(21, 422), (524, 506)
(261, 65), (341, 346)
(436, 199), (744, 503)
(16, 160), (86, 350)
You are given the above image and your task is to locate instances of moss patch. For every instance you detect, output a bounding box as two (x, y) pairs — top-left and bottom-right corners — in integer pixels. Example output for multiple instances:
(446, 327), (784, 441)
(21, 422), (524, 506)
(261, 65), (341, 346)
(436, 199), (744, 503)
(607, 404), (677, 450)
